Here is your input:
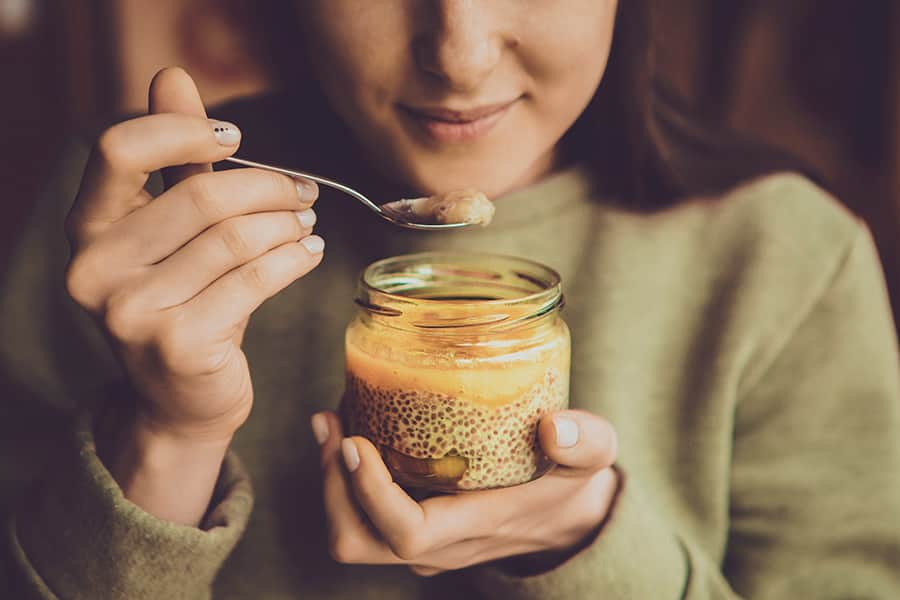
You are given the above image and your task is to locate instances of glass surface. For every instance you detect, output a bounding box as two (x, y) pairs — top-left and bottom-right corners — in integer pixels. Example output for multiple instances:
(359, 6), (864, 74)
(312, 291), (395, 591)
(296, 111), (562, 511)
(342, 253), (571, 492)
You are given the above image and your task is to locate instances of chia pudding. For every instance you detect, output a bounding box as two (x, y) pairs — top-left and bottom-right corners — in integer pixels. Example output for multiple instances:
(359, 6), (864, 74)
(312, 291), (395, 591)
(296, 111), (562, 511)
(342, 336), (569, 491)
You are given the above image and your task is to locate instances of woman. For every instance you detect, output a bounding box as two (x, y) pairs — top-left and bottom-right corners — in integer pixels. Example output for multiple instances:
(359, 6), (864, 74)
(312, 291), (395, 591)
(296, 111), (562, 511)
(3, 1), (899, 598)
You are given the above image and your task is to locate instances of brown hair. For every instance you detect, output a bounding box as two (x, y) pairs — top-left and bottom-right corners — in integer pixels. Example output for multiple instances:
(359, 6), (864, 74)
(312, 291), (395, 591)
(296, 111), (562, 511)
(578, 1), (819, 207)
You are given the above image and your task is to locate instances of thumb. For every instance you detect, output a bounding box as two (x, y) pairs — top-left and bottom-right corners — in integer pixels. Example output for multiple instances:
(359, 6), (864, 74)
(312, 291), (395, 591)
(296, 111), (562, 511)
(538, 410), (618, 473)
(148, 67), (219, 188)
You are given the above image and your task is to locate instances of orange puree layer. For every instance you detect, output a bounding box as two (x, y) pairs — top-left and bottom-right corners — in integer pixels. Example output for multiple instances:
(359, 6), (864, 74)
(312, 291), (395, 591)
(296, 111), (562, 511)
(345, 336), (569, 408)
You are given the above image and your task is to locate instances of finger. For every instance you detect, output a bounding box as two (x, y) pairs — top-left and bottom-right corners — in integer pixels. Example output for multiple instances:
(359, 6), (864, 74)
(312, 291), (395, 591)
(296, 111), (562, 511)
(149, 67), (213, 187)
(113, 167), (317, 265)
(320, 423), (545, 570)
(179, 236), (324, 337)
(336, 413), (614, 564)
(537, 410), (618, 474)
(318, 415), (488, 567)
(341, 436), (432, 559)
(344, 437), (495, 559)
(316, 412), (401, 565)
(73, 113), (241, 232)
(137, 209), (316, 309)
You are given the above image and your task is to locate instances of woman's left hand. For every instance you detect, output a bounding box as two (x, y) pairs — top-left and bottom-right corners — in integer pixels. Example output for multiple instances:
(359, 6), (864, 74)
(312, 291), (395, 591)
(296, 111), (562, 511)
(311, 409), (620, 576)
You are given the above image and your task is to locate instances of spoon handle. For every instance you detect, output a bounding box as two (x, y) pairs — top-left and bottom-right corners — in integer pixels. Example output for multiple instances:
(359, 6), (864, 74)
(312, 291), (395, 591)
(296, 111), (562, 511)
(221, 156), (472, 231)
(222, 156), (381, 213)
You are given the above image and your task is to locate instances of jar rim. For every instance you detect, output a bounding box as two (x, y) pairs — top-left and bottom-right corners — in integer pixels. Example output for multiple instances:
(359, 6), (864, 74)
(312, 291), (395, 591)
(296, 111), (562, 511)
(357, 252), (563, 329)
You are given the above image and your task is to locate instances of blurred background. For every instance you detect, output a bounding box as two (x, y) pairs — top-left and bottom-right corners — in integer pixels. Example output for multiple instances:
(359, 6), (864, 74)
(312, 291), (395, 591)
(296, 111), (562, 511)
(1, 0), (899, 325)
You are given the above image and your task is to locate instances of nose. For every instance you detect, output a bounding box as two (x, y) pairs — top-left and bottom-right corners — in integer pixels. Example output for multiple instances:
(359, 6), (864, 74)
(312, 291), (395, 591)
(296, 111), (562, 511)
(414, 1), (504, 93)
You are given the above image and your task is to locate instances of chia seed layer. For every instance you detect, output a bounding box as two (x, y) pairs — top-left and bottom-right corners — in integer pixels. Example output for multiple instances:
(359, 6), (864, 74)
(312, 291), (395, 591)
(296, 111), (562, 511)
(343, 368), (567, 489)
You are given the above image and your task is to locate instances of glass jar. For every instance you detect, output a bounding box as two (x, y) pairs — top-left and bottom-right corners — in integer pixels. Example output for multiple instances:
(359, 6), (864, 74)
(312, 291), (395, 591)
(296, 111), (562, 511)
(341, 252), (570, 492)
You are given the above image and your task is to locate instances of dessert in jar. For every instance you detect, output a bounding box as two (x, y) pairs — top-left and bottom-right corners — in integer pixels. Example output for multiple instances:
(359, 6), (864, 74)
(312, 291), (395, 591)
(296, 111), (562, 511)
(341, 252), (570, 492)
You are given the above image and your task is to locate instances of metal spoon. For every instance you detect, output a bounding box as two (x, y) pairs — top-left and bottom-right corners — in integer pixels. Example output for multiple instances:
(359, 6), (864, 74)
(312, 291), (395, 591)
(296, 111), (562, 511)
(223, 156), (488, 230)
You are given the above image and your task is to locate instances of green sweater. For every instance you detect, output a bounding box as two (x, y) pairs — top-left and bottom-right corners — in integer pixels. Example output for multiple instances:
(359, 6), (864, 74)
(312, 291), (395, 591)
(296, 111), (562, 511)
(2, 102), (900, 599)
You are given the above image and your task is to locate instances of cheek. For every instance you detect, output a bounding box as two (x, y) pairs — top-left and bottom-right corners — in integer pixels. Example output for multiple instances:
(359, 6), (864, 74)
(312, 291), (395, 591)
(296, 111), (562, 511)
(300, 3), (409, 118)
(521, 6), (615, 122)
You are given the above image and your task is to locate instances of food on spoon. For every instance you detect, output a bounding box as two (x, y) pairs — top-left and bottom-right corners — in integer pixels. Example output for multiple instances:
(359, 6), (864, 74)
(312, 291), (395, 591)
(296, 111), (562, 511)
(382, 189), (495, 226)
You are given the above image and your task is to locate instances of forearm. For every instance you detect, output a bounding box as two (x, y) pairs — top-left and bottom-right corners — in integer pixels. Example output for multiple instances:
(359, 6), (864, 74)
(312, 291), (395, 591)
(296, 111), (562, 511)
(100, 418), (231, 527)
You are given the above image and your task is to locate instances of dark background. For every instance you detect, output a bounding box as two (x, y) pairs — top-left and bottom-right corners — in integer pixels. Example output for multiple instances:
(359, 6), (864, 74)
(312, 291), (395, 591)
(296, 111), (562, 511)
(2, 0), (900, 323)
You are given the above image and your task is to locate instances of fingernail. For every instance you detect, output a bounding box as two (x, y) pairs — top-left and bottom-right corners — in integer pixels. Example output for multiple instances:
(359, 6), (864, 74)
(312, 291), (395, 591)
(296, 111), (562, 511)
(301, 235), (325, 254)
(554, 416), (579, 448)
(209, 120), (241, 145)
(296, 208), (317, 228)
(341, 438), (360, 472)
(311, 413), (329, 445)
(295, 178), (318, 203)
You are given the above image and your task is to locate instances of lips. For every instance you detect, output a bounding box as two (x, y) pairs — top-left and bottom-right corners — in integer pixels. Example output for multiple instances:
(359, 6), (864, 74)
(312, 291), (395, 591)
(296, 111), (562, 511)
(406, 100), (516, 123)
(399, 99), (519, 143)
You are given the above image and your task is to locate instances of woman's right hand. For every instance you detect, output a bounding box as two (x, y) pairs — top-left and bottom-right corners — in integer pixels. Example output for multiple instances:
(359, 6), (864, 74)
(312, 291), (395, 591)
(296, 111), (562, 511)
(64, 68), (322, 524)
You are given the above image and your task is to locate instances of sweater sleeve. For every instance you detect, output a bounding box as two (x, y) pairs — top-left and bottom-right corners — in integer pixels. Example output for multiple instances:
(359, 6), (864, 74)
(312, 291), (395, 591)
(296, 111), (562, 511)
(723, 224), (900, 595)
(0, 138), (255, 599)
(7, 415), (253, 600)
(469, 224), (900, 599)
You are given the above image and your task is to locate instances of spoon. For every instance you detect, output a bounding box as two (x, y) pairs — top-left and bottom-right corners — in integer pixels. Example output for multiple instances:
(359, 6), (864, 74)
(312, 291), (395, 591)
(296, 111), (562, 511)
(222, 157), (494, 230)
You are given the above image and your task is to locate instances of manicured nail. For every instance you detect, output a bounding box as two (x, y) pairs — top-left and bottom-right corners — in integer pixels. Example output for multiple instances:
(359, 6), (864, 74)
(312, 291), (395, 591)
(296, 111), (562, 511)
(209, 120), (241, 145)
(310, 413), (329, 445)
(341, 438), (360, 472)
(294, 178), (318, 203)
(554, 416), (579, 448)
(296, 208), (317, 228)
(301, 235), (325, 254)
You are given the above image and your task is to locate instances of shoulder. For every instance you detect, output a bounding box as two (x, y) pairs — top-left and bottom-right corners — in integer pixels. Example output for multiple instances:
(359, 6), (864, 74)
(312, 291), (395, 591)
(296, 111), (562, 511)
(702, 172), (868, 303)
(637, 171), (865, 282)
(711, 171), (861, 251)
(603, 170), (864, 277)
(651, 172), (877, 386)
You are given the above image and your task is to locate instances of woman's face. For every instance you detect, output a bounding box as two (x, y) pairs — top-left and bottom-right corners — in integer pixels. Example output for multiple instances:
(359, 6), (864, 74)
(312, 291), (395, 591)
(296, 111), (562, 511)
(298, 1), (617, 198)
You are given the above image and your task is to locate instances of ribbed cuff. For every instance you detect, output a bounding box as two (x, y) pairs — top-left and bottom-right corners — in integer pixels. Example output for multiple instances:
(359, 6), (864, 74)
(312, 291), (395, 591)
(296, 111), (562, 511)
(10, 412), (253, 600)
(469, 471), (688, 599)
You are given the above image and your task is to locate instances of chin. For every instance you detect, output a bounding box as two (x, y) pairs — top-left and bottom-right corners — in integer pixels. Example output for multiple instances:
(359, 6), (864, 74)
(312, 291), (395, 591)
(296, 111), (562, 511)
(398, 154), (545, 200)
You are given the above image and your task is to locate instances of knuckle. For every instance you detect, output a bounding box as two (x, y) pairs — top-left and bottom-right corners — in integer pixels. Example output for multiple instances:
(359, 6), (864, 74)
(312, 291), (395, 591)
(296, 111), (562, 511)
(95, 126), (133, 169)
(218, 219), (252, 261)
(153, 320), (183, 361)
(239, 260), (271, 291)
(65, 252), (102, 310)
(184, 174), (224, 222)
(262, 170), (296, 203)
(328, 532), (364, 564)
(409, 565), (440, 578)
(592, 419), (618, 465)
(151, 316), (232, 378)
(103, 290), (146, 341)
(604, 423), (619, 462)
(153, 319), (198, 374)
(578, 469), (617, 525)
(389, 533), (425, 561)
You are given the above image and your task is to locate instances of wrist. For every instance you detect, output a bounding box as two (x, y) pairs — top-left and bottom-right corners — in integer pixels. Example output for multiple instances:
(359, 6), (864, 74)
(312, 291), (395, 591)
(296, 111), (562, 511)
(102, 415), (232, 526)
(122, 418), (232, 474)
